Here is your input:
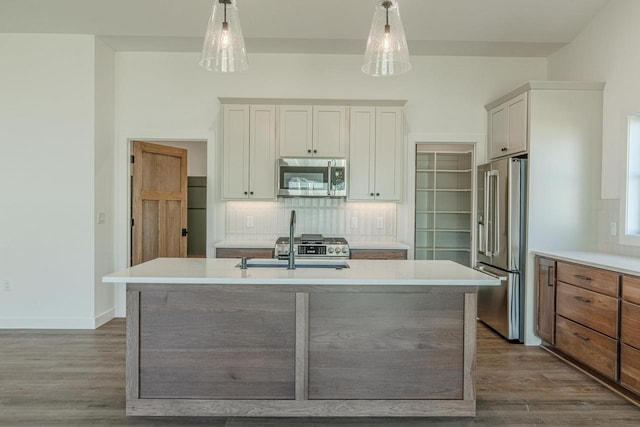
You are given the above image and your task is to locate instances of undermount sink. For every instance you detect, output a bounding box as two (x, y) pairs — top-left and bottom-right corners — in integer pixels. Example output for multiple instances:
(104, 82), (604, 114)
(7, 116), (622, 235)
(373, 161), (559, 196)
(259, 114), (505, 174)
(236, 258), (350, 269)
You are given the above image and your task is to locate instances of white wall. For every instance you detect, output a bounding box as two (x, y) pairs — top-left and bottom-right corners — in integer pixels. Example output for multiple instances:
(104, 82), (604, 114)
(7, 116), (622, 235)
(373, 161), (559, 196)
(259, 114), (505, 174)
(94, 38), (116, 327)
(547, 0), (640, 256)
(114, 52), (546, 266)
(0, 34), (97, 328)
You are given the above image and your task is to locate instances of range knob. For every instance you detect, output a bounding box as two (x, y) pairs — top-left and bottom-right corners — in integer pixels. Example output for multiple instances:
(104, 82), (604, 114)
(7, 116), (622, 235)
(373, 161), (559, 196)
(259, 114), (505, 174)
(341, 247), (348, 254)
(328, 247), (335, 254)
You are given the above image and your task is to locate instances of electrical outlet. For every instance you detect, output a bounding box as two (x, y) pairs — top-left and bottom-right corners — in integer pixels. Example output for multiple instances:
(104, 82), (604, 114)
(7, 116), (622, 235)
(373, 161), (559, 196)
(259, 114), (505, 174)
(1, 280), (10, 292)
(97, 212), (106, 224)
(610, 222), (617, 236)
(246, 216), (254, 228)
(350, 216), (358, 229)
(376, 217), (384, 229)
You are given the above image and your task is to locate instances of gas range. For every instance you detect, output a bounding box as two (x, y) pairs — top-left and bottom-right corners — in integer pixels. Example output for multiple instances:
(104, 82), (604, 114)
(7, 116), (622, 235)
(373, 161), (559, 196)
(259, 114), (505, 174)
(275, 234), (350, 259)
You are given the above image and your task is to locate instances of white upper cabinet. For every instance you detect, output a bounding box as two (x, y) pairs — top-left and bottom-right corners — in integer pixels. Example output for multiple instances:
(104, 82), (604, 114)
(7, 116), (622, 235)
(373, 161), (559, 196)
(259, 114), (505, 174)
(313, 106), (348, 157)
(222, 104), (276, 200)
(279, 105), (347, 157)
(488, 92), (528, 159)
(349, 106), (403, 201)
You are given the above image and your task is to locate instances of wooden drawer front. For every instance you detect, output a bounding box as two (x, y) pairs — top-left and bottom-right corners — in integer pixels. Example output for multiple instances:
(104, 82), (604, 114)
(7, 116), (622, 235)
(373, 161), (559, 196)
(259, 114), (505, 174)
(350, 249), (408, 260)
(623, 275), (640, 305)
(216, 248), (274, 259)
(622, 301), (640, 349)
(556, 282), (619, 338)
(555, 315), (618, 381)
(621, 344), (640, 395)
(557, 262), (618, 297)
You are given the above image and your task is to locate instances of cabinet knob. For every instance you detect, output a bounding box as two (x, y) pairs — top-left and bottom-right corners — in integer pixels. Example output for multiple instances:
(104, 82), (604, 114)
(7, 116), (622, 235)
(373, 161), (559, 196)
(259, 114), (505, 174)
(376, 193), (380, 196)
(370, 193), (374, 196)
(501, 147), (508, 152)
(244, 191), (248, 195)
(307, 149), (312, 153)
(313, 149), (317, 153)
(250, 191), (254, 195)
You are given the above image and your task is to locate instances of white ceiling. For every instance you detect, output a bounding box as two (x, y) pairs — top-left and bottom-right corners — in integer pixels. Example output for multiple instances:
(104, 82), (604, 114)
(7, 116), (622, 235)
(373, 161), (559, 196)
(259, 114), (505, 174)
(0, 0), (609, 56)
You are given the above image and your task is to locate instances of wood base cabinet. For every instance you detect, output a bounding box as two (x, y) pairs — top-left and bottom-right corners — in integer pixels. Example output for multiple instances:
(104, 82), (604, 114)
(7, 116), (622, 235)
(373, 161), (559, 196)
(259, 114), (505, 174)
(126, 283), (479, 417)
(621, 276), (640, 396)
(535, 257), (556, 345)
(537, 256), (640, 404)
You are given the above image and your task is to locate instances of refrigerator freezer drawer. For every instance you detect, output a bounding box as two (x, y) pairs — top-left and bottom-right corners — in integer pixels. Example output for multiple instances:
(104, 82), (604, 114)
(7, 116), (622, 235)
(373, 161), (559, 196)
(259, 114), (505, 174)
(476, 264), (521, 341)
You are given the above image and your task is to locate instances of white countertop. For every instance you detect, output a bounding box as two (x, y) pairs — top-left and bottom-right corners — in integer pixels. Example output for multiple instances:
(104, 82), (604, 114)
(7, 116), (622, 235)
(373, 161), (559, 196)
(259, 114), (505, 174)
(532, 250), (640, 276)
(103, 258), (498, 287)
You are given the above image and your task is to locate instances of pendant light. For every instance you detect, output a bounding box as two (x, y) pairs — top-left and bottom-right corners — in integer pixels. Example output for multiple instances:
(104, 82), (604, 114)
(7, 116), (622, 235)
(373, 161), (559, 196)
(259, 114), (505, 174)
(362, 0), (411, 77)
(199, 0), (248, 72)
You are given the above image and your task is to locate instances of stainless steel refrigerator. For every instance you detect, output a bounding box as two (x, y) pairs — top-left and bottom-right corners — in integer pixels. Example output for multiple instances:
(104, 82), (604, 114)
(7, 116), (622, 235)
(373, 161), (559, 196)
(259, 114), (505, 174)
(475, 157), (527, 342)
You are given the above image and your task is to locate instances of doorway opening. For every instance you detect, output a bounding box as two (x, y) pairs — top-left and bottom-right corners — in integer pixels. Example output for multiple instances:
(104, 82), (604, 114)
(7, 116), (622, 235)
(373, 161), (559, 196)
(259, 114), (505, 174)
(129, 139), (207, 266)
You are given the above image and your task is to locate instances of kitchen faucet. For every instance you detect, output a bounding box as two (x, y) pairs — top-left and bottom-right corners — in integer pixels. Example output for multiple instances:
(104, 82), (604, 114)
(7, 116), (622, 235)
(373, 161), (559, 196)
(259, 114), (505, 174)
(288, 210), (296, 270)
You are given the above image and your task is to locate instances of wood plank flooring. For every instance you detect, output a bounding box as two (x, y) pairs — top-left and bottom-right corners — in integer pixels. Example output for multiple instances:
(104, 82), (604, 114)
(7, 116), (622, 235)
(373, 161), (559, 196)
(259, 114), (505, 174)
(1, 319), (639, 426)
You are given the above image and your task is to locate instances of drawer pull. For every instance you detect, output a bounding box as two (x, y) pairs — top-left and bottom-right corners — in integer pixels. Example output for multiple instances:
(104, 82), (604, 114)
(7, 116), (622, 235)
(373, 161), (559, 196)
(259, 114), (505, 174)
(573, 296), (592, 304)
(574, 274), (592, 281)
(573, 332), (591, 342)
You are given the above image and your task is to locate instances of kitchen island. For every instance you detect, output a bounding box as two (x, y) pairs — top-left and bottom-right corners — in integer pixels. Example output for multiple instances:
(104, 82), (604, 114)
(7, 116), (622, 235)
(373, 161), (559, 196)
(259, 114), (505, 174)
(103, 258), (498, 418)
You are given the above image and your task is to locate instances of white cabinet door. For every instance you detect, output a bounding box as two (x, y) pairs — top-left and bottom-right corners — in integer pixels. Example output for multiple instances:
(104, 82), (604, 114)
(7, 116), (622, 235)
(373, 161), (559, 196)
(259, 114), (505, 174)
(222, 104), (250, 199)
(374, 107), (403, 201)
(348, 106), (376, 200)
(507, 92), (528, 155)
(279, 105), (313, 157)
(488, 92), (528, 160)
(313, 106), (347, 157)
(488, 103), (508, 159)
(249, 105), (277, 199)
(348, 106), (403, 201)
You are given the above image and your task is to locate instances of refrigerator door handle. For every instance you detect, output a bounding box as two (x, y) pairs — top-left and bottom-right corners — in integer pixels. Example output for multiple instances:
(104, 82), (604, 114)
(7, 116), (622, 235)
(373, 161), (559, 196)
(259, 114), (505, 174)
(486, 170), (499, 256)
(474, 265), (509, 281)
(491, 170), (500, 256)
(481, 171), (490, 256)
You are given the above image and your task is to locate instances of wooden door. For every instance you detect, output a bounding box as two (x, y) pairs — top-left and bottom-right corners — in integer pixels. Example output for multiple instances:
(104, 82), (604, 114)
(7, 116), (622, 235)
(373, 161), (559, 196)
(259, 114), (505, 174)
(535, 257), (556, 344)
(132, 141), (188, 265)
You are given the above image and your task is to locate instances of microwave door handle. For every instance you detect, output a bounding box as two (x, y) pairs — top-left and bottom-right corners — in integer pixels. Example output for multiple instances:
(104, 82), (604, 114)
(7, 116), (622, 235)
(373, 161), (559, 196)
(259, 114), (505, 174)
(327, 161), (332, 196)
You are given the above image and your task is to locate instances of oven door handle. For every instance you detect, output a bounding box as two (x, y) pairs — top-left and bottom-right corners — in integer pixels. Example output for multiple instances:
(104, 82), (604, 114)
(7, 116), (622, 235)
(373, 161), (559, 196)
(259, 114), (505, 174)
(474, 265), (508, 281)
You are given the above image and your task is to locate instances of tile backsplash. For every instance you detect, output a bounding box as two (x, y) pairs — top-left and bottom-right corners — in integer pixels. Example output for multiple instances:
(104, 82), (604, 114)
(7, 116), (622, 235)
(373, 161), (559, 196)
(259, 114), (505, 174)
(225, 199), (397, 242)
(597, 198), (640, 257)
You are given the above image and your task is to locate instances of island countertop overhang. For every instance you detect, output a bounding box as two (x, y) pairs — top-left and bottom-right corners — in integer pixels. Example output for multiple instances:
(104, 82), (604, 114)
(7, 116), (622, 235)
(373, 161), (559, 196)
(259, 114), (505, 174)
(103, 258), (499, 287)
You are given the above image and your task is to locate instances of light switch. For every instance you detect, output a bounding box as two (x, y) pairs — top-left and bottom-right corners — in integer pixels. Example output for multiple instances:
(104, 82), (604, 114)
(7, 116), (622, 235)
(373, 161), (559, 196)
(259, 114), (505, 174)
(350, 216), (358, 229)
(377, 217), (384, 229)
(97, 212), (106, 224)
(246, 216), (254, 228)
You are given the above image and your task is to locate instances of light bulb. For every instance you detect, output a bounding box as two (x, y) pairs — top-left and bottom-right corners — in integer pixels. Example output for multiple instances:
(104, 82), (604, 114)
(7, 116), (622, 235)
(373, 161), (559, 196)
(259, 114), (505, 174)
(221, 21), (230, 48)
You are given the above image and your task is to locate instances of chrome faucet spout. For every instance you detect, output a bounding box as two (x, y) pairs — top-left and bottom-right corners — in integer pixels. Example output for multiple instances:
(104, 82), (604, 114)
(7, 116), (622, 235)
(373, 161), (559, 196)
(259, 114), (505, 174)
(288, 210), (296, 270)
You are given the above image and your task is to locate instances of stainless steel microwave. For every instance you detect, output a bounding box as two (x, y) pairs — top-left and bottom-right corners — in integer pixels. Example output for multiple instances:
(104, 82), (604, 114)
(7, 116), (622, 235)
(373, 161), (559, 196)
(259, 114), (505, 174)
(278, 158), (347, 197)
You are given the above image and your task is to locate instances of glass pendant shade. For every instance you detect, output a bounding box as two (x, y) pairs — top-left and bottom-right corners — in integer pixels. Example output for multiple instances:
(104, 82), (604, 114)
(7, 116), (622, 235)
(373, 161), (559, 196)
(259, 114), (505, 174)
(362, 0), (411, 77)
(200, 0), (248, 72)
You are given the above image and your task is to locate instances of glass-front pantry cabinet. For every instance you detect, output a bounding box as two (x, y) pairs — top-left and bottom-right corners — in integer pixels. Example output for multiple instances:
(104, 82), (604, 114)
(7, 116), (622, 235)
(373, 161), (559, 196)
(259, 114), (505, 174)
(415, 144), (474, 266)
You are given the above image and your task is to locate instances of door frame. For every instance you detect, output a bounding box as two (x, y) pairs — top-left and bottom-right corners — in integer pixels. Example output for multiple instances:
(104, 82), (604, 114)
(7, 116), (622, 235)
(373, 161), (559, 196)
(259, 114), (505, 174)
(114, 130), (214, 317)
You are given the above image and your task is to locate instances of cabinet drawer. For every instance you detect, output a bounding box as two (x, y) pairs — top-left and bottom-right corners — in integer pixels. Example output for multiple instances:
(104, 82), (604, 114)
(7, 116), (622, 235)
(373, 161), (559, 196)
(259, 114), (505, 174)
(556, 282), (619, 338)
(216, 248), (274, 259)
(555, 315), (618, 381)
(622, 301), (640, 349)
(556, 262), (618, 297)
(623, 275), (640, 305)
(621, 344), (640, 395)
(350, 249), (407, 260)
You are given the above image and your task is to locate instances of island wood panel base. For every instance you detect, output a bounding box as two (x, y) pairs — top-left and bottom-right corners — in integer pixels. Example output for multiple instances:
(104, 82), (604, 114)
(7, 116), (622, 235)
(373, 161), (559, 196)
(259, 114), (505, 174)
(126, 285), (478, 417)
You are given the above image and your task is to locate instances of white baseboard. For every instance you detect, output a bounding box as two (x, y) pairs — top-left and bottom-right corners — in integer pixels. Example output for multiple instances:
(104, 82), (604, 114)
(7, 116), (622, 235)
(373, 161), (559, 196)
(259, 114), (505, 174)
(94, 307), (115, 328)
(0, 317), (96, 329)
